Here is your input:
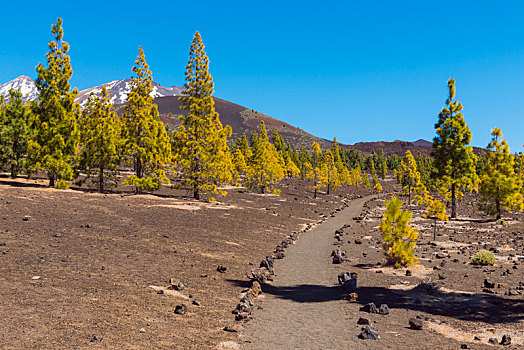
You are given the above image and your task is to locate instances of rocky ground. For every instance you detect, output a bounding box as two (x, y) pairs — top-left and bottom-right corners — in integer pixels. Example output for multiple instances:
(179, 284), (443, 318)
(0, 175), (370, 349)
(0, 174), (522, 349)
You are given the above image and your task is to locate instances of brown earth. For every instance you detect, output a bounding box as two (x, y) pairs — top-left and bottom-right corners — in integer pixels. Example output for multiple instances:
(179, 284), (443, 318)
(0, 176), (368, 349)
(0, 175), (522, 349)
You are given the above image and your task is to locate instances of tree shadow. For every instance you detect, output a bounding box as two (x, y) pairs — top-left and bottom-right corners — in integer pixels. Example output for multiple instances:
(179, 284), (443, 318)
(227, 279), (523, 324)
(355, 285), (524, 324)
(226, 279), (345, 303)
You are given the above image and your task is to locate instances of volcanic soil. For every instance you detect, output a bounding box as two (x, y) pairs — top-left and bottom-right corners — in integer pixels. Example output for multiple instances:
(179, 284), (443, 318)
(0, 175), (522, 349)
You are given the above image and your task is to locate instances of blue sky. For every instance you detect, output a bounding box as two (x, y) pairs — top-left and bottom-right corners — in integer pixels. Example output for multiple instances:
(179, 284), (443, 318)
(1, 1), (522, 151)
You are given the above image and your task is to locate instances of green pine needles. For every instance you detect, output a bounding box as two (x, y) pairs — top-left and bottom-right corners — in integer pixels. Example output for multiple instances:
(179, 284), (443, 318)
(122, 46), (172, 193)
(30, 18), (79, 188)
(173, 32), (233, 200)
(380, 196), (419, 268)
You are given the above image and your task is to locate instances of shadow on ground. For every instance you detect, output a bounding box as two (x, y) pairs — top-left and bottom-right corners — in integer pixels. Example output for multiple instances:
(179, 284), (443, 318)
(227, 279), (524, 323)
(227, 279), (345, 303)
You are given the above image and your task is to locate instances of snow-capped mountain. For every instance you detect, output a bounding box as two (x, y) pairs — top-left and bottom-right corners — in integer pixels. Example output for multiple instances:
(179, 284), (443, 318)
(0, 76), (184, 106)
(0, 76), (38, 101)
(75, 79), (184, 107)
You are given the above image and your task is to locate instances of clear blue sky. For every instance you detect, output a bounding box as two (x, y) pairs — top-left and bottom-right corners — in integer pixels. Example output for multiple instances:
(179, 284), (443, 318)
(1, 1), (522, 151)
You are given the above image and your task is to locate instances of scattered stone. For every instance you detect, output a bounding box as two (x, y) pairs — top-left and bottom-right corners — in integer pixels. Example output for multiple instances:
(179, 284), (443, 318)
(217, 265), (227, 273)
(378, 304), (389, 315)
(192, 300), (200, 306)
(473, 336), (481, 341)
(501, 335), (511, 346)
(139, 328), (146, 333)
(347, 292), (358, 301)
(357, 317), (370, 325)
(89, 335), (102, 342)
(224, 324), (244, 333)
(358, 326), (380, 340)
(235, 312), (250, 321)
(360, 303), (378, 314)
(482, 288), (495, 294)
(31, 276), (41, 280)
(249, 267), (272, 283)
(174, 304), (187, 315)
(436, 252), (448, 259)
(483, 279), (495, 289)
(163, 234), (169, 238)
(409, 318), (423, 330)
(273, 252), (285, 259)
(460, 344), (469, 349)
(488, 337), (498, 345)
(354, 238), (363, 244)
(156, 289), (164, 295)
(406, 270), (412, 276)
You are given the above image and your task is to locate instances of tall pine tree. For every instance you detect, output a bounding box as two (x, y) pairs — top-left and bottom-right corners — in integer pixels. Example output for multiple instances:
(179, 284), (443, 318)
(432, 78), (477, 218)
(479, 128), (523, 219)
(30, 18), (79, 188)
(173, 32), (232, 200)
(0, 89), (33, 177)
(78, 87), (122, 192)
(245, 121), (284, 194)
(122, 46), (172, 193)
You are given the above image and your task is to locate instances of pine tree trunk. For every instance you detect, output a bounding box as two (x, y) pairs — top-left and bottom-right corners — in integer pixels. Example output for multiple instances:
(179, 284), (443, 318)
(434, 219), (437, 241)
(408, 185), (411, 205)
(327, 181), (330, 195)
(99, 169), (104, 193)
(49, 173), (55, 187)
(451, 183), (456, 218)
(496, 199), (501, 220)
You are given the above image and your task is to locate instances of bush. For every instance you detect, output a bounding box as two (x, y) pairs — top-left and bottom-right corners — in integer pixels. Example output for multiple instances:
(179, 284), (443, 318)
(470, 250), (495, 266)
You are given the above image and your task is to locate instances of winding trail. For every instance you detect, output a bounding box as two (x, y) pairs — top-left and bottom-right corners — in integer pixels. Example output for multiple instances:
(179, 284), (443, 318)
(243, 196), (373, 349)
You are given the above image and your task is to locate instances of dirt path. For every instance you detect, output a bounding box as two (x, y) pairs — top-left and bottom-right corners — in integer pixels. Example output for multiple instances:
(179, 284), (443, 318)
(243, 196), (372, 349)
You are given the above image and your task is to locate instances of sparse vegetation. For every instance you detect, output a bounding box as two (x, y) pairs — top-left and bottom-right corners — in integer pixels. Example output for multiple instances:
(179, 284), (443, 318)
(470, 250), (495, 266)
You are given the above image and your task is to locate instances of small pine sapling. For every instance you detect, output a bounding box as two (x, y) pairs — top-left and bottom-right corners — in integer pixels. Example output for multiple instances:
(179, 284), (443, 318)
(424, 198), (449, 241)
(380, 196), (419, 268)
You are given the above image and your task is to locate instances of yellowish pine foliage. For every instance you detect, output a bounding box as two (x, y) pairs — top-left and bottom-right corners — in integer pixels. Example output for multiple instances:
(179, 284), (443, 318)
(380, 196), (419, 268)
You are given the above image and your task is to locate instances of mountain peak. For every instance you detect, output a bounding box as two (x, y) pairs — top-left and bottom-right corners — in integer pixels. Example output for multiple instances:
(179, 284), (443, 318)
(0, 75), (38, 101)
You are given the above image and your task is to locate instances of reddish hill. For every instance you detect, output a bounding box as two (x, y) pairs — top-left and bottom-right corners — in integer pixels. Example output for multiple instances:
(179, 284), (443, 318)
(153, 96), (332, 149)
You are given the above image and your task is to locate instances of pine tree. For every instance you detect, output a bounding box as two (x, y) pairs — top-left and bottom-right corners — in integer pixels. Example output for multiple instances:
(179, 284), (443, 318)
(332, 137), (350, 184)
(479, 128), (524, 219)
(271, 128), (286, 156)
(29, 18), (79, 188)
(311, 142), (322, 198)
(298, 146), (312, 180)
(284, 155), (300, 178)
(322, 149), (340, 194)
(0, 89), (33, 177)
(122, 46), (171, 193)
(77, 87), (122, 192)
(350, 164), (363, 187)
(432, 78), (478, 218)
(398, 150), (421, 204)
(380, 196), (419, 268)
(245, 121), (284, 194)
(424, 198), (448, 241)
(232, 148), (247, 185)
(380, 158), (387, 179)
(236, 132), (252, 160)
(362, 172), (371, 189)
(173, 32), (232, 200)
(373, 173), (383, 192)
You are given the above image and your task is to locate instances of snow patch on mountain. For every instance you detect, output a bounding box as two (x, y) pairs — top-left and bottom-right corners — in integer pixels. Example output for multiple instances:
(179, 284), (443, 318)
(0, 76), (38, 101)
(75, 79), (184, 106)
(0, 76), (184, 106)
